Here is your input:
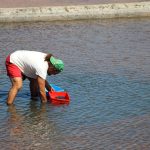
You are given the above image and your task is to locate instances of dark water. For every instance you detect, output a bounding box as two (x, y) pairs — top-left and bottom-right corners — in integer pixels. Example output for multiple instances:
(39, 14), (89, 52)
(0, 18), (150, 149)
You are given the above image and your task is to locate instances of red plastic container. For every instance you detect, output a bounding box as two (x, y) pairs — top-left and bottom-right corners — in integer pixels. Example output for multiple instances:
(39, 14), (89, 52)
(47, 91), (70, 105)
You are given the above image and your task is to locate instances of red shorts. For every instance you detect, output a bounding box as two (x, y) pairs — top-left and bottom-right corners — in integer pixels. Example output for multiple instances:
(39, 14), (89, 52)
(5, 55), (22, 78)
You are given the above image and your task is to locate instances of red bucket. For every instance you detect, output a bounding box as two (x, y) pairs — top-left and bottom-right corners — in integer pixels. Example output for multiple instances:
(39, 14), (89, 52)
(47, 91), (70, 105)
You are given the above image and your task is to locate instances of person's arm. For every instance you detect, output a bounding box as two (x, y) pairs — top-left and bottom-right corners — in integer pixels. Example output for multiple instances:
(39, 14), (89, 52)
(37, 76), (47, 103)
(45, 80), (52, 91)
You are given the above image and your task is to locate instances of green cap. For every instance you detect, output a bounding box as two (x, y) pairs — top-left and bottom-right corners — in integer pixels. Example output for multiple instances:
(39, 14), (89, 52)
(50, 56), (64, 72)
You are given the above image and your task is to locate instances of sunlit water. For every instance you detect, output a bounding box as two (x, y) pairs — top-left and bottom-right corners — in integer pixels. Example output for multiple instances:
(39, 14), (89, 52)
(0, 18), (150, 150)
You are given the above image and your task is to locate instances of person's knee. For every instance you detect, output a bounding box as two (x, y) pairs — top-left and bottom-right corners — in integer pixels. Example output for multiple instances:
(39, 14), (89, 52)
(15, 82), (22, 90)
(11, 77), (23, 91)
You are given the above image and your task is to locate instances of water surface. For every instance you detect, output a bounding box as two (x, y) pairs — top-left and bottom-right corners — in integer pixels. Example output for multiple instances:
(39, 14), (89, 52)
(0, 18), (150, 149)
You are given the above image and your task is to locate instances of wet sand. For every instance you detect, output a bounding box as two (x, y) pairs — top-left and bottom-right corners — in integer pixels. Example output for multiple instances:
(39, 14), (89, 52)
(0, 0), (149, 8)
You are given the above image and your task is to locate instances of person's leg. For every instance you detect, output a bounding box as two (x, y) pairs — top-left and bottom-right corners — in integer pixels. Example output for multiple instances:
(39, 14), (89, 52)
(7, 77), (22, 105)
(5, 55), (23, 105)
(28, 78), (39, 99)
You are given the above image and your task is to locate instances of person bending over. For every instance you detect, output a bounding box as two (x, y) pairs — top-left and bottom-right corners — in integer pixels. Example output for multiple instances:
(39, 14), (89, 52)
(5, 50), (64, 105)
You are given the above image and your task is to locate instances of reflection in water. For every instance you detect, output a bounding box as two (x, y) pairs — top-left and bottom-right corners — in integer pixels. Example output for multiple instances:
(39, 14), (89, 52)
(7, 105), (24, 136)
(5, 104), (150, 150)
(5, 102), (62, 149)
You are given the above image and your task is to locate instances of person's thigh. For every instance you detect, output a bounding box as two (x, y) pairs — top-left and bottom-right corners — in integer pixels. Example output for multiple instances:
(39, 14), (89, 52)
(5, 55), (22, 78)
(6, 77), (22, 105)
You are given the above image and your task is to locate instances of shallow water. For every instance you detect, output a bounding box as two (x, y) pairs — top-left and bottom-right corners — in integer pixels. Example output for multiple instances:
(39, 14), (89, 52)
(0, 18), (150, 149)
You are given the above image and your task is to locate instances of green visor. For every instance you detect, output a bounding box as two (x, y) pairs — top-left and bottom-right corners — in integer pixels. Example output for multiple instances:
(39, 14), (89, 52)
(50, 56), (64, 72)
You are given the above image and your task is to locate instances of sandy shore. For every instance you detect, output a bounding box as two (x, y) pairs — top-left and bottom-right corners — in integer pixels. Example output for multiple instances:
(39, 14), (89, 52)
(0, 0), (149, 8)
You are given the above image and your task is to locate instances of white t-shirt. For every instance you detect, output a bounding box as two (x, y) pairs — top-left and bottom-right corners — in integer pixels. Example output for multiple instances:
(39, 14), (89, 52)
(10, 50), (48, 80)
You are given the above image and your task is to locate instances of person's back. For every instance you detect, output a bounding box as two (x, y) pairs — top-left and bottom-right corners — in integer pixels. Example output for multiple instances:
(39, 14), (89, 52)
(10, 50), (48, 79)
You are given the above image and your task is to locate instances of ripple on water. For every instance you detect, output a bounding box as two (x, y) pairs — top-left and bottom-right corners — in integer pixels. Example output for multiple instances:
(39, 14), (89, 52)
(0, 18), (150, 149)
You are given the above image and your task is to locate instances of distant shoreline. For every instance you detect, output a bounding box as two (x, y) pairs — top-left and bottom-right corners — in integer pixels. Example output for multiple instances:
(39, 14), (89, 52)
(0, 2), (150, 23)
(0, 0), (147, 8)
